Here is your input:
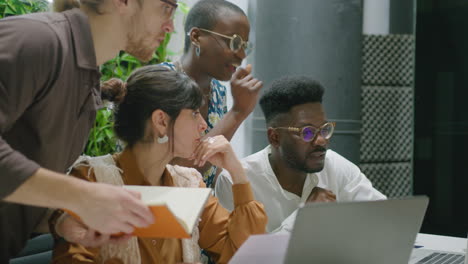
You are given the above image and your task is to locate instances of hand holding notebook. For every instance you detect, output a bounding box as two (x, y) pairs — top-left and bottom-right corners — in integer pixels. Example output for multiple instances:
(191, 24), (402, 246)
(124, 185), (211, 238)
(64, 185), (211, 239)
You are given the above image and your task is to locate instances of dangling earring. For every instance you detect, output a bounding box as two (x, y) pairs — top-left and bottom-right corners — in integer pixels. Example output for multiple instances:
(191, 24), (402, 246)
(157, 135), (168, 144)
(193, 42), (201, 57)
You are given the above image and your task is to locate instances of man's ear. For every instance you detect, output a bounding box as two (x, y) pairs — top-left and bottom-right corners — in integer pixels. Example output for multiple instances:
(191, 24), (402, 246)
(151, 109), (169, 138)
(111, 0), (133, 15)
(267, 127), (280, 148)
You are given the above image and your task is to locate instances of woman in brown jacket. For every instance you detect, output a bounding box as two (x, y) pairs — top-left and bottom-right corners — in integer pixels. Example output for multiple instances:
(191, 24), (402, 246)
(50, 65), (267, 264)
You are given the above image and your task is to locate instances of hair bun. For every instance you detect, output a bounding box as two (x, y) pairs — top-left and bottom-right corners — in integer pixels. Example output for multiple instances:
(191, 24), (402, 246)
(101, 78), (127, 104)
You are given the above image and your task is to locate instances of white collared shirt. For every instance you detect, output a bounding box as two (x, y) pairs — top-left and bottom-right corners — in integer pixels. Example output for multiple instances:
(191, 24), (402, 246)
(215, 145), (386, 233)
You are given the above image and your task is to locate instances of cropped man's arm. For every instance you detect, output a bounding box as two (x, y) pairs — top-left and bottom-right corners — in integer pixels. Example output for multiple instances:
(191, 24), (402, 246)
(336, 156), (387, 201)
(5, 168), (90, 209)
(0, 19), (62, 199)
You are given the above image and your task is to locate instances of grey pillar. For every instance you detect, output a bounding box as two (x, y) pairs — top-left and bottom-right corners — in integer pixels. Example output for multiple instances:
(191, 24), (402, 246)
(248, 0), (363, 164)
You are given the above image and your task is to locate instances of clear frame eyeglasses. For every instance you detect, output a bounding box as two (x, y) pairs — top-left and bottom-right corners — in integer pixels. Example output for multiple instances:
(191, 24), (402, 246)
(194, 28), (253, 55)
(273, 122), (336, 142)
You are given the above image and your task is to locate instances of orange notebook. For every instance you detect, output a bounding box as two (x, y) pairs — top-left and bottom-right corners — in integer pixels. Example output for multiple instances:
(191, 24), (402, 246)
(124, 185), (211, 238)
(66, 186), (211, 239)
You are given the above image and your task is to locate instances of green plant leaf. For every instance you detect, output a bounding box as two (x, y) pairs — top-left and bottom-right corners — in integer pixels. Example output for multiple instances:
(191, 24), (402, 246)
(120, 53), (141, 65)
(178, 2), (190, 14)
(104, 129), (114, 139)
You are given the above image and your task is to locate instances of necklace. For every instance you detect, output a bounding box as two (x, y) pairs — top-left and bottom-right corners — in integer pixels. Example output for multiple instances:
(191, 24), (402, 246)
(175, 60), (212, 98)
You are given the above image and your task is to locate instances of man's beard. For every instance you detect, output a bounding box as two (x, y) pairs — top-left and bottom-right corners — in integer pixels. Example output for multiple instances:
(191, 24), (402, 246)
(125, 35), (155, 63)
(282, 146), (327, 174)
(124, 15), (155, 63)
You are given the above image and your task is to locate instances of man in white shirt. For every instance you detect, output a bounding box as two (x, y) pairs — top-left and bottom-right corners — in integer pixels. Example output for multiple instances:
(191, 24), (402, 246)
(215, 76), (386, 233)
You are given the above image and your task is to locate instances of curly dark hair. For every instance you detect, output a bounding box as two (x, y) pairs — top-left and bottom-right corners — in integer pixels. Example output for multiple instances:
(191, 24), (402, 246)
(259, 76), (325, 125)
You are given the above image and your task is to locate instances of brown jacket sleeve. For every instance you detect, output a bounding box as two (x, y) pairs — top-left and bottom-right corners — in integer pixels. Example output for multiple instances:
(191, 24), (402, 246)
(0, 18), (61, 198)
(198, 181), (268, 264)
(54, 241), (123, 264)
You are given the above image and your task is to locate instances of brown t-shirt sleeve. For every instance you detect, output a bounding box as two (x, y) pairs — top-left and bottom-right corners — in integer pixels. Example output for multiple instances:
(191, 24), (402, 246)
(0, 18), (62, 198)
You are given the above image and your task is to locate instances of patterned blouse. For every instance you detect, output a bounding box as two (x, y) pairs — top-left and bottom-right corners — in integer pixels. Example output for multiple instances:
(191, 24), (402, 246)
(160, 62), (228, 188)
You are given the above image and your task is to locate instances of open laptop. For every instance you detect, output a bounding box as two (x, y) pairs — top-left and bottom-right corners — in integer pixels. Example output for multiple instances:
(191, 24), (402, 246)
(409, 233), (467, 264)
(284, 196), (429, 264)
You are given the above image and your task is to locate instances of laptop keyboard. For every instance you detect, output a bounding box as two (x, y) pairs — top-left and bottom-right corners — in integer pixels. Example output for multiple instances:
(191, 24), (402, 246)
(416, 252), (465, 264)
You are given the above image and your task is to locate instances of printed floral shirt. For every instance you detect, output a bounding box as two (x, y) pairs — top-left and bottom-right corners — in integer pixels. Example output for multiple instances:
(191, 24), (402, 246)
(160, 62), (228, 187)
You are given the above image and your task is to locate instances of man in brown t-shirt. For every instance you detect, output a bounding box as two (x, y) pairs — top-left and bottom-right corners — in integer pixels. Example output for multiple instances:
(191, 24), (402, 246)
(0, 0), (178, 260)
